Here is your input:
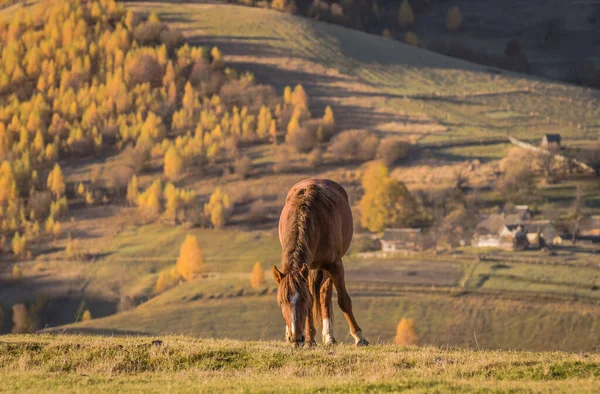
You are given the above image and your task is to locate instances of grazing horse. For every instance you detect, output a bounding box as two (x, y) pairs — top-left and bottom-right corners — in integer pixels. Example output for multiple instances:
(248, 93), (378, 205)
(273, 179), (368, 347)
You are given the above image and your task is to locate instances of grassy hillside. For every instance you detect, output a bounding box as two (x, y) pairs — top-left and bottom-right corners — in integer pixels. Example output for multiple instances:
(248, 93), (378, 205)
(130, 1), (600, 145)
(1, 0), (599, 354)
(3, 335), (600, 393)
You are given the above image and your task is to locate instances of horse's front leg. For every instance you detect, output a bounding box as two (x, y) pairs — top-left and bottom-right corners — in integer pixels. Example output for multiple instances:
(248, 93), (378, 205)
(330, 259), (369, 347)
(306, 304), (317, 347)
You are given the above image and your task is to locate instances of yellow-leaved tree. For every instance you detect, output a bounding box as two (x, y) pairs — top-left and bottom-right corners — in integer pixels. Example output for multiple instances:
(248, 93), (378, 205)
(203, 188), (232, 229)
(398, 0), (414, 27)
(359, 162), (418, 232)
(164, 145), (184, 179)
(250, 261), (265, 289)
(176, 235), (205, 281)
(394, 317), (419, 346)
(446, 6), (462, 31)
(47, 163), (65, 198)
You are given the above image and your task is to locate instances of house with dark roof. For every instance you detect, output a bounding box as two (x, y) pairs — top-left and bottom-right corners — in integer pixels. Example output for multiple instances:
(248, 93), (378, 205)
(472, 205), (533, 248)
(380, 228), (424, 252)
(541, 134), (561, 149)
(579, 216), (600, 239)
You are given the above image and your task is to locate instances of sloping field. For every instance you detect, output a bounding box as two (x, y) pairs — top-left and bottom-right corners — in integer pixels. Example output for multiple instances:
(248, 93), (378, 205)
(54, 286), (600, 352)
(128, 1), (600, 144)
(2, 335), (600, 393)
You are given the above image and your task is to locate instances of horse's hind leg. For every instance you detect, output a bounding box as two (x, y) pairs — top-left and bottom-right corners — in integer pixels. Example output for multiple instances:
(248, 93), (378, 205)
(320, 277), (336, 345)
(330, 259), (369, 347)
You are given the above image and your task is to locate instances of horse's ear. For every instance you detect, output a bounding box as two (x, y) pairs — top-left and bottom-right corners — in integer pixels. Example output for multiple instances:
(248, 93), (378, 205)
(272, 265), (284, 284)
(300, 264), (309, 280)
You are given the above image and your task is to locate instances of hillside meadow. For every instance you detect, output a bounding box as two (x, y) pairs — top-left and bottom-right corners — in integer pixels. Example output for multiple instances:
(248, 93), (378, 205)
(2, 335), (600, 393)
(0, 0), (599, 368)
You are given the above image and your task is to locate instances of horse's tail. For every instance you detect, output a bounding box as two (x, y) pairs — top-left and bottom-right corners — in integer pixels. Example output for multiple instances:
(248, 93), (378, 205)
(309, 268), (324, 325)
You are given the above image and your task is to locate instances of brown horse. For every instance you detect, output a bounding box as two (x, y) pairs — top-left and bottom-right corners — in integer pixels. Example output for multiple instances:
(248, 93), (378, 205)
(273, 179), (368, 347)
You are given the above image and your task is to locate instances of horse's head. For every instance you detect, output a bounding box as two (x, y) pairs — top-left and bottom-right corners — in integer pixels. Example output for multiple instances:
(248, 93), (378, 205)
(272, 263), (311, 347)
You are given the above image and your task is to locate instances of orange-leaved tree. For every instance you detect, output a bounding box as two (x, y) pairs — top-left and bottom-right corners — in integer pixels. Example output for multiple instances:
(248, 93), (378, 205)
(394, 317), (419, 346)
(176, 235), (205, 280)
(250, 261), (265, 289)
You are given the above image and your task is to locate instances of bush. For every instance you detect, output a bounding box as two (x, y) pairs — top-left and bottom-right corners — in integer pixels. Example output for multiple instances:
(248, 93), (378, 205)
(308, 147), (323, 168)
(273, 146), (293, 173)
(234, 155), (252, 179)
(286, 126), (317, 153)
(66, 233), (85, 261)
(105, 165), (134, 195)
(29, 190), (52, 220)
(376, 138), (409, 167)
(329, 130), (379, 162)
(126, 54), (163, 88)
(248, 199), (267, 222)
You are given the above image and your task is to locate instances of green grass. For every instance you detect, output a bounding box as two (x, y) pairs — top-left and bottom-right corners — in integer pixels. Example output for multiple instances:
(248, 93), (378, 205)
(2, 335), (600, 393)
(57, 287), (600, 352)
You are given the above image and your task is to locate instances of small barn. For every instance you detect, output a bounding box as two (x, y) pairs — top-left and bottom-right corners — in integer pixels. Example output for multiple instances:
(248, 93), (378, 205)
(541, 134), (561, 149)
(380, 228), (423, 252)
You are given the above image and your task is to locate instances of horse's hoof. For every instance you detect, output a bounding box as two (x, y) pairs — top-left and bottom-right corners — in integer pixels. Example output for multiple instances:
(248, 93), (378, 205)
(307, 340), (317, 347)
(323, 336), (337, 346)
(356, 338), (369, 347)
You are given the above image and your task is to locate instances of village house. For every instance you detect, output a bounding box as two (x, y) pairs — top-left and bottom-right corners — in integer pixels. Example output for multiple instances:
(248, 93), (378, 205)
(579, 216), (600, 240)
(380, 228), (424, 252)
(540, 134), (561, 149)
(472, 206), (558, 250)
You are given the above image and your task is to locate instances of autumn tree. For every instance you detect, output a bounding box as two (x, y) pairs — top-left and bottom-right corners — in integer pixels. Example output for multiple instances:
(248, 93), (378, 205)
(446, 6), (462, 31)
(250, 261), (265, 289)
(176, 235), (205, 280)
(394, 317), (419, 346)
(498, 149), (539, 205)
(321, 105), (335, 140)
(12, 264), (23, 281)
(359, 162), (418, 232)
(291, 84), (308, 109)
(398, 0), (414, 27)
(164, 145), (184, 179)
(47, 163), (65, 198)
(126, 175), (139, 205)
(156, 266), (181, 293)
(12, 303), (30, 333)
(82, 310), (92, 321)
(204, 188), (232, 229)
(405, 32), (419, 46)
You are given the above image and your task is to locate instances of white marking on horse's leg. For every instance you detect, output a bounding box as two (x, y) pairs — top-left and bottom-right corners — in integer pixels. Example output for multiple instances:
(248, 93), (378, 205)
(322, 318), (335, 345)
(352, 330), (368, 346)
(290, 292), (299, 336)
(286, 325), (290, 339)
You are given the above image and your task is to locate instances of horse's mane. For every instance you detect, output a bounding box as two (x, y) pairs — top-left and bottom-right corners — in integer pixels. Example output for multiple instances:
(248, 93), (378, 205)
(281, 183), (335, 274)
